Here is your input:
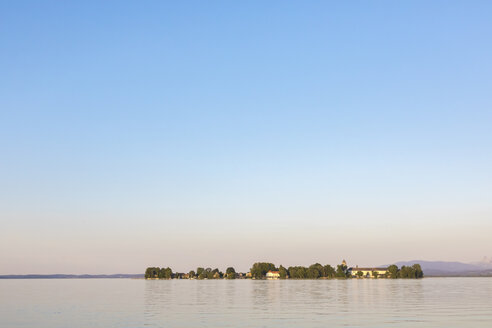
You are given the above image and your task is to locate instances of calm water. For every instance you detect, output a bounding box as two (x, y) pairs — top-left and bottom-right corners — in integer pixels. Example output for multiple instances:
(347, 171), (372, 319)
(1, 278), (491, 327)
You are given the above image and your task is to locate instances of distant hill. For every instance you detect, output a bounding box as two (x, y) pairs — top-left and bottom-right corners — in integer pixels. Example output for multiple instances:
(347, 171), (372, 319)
(471, 256), (492, 269)
(0, 274), (144, 279)
(390, 260), (492, 276)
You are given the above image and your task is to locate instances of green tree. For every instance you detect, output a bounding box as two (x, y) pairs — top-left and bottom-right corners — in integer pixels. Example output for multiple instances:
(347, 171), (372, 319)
(400, 266), (409, 278)
(210, 268), (222, 279)
(250, 262), (277, 279)
(188, 270), (196, 279)
(196, 267), (204, 276)
(336, 263), (349, 278)
(412, 264), (424, 278)
(308, 263), (323, 279)
(400, 265), (419, 278)
(167, 267), (174, 279)
(278, 265), (288, 279)
(372, 271), (379, 279)
(225, 267), (236, 279)
(307, 266), (320, 279)
(145, 267), (159, 279)
(288, 266), (307, 279)
(356, 271), (363, 278)
(387, 265), (399, 279)
(323, 265), (336, 278)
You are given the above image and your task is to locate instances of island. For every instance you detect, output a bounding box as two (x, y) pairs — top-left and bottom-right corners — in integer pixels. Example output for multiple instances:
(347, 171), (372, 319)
(144, 260), (423, 280)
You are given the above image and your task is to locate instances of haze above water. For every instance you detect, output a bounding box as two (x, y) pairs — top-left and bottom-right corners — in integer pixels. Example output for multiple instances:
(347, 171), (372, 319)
(1, 278), (491, 328)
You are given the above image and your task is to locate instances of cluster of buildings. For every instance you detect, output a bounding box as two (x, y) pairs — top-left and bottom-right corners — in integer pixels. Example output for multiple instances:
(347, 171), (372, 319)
(347, 266), (388, 278)
(346, 260), (389, 278)
(263, 261), (389, 280)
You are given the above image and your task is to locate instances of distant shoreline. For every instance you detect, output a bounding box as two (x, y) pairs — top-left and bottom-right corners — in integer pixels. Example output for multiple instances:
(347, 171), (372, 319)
(0, 274), (143, 279)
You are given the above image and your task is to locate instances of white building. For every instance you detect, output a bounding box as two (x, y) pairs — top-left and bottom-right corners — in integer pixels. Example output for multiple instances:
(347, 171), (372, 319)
(266, 270), (280, 279)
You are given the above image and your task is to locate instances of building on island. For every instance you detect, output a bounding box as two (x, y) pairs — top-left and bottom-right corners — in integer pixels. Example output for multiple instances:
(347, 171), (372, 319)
(266, 270), (280, 279)
(347, 265), (388, 278)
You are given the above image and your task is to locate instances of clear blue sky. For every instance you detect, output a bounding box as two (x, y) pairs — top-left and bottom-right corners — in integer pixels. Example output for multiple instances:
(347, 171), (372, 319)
(1, 1), (491, 274)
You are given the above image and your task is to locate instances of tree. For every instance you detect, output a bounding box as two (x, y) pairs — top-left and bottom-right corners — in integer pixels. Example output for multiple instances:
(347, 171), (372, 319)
(412, 264), (424, 278)
(387, 265), (399, 279)
(250, 262), (277, 279)
(307, 266), (320, 279)
(400, 266), (409, 278)
(400, 265), (421, 279)
(225, 267), (236, 279)
(196, 268), (204, 276)
(336, 262), (349, 278)
(356, 271), (363, 278)
(278, 265), (288, 279)
(145, 267), (159, 279)
(210, 268), (222, 279)
(372, 271), (379, 279)
(288, 266), (307, 279)
(162, 267), (173, 279)
(188, 270), (196, 279)
(308, 263), (323, 279)
(323, 265), (336, 278)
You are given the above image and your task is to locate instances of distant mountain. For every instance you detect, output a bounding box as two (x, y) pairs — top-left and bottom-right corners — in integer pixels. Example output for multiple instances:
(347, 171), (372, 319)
(390, 260), (492, 276)
(0, 274), (144, 279)
(471, 256), (492, 269)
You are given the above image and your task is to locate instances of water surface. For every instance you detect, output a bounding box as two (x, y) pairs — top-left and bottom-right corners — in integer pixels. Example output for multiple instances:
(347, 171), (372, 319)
(1, 278), (491, 327)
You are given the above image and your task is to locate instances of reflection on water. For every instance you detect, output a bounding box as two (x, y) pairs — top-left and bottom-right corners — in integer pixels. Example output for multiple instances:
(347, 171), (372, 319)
(1, 278), (491, 327)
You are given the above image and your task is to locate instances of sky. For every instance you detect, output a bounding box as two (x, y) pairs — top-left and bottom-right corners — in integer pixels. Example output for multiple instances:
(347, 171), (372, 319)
(1, 1), (491, 274)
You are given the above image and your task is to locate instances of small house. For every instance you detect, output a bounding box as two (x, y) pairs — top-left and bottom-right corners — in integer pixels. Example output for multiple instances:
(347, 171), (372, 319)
(266, 270), (280, 279)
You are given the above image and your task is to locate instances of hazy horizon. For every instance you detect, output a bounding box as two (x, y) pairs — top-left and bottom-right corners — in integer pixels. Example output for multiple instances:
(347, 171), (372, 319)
(1, 1), (491, 275)
(1, 257), (491, 276)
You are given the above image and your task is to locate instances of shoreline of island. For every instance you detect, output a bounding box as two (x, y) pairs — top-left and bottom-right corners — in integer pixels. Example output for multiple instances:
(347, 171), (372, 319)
(144, 260), (424, 280)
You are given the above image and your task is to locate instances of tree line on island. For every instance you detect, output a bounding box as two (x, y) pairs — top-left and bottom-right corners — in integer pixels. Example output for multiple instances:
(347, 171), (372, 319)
(145, 261), (423, 279)
(145, 267), (238, 280)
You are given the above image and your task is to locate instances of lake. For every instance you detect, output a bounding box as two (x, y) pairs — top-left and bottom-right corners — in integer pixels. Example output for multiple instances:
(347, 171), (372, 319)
(1, 278), (491, 327)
